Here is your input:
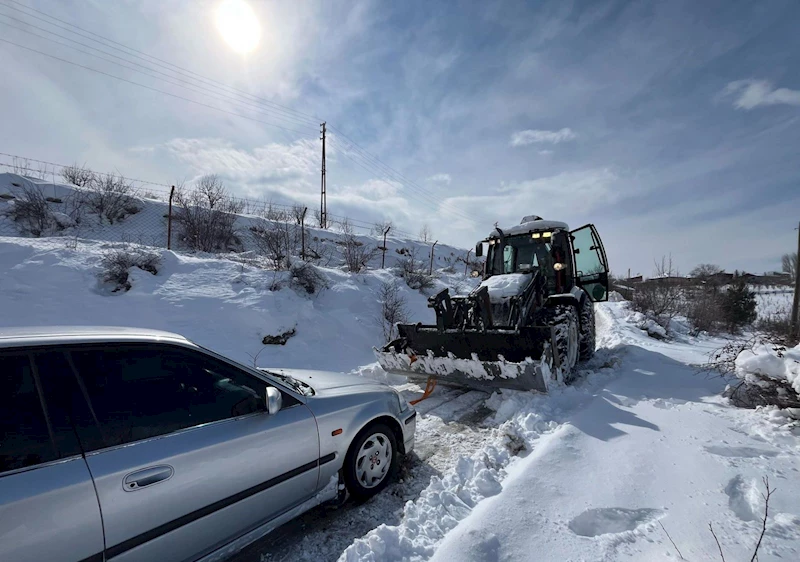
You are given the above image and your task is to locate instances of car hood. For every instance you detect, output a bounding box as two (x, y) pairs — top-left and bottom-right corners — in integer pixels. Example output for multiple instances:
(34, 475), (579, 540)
(263, 368), (390, 395)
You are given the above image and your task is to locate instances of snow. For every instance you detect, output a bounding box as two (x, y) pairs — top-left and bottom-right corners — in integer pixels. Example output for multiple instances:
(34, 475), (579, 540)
(498, 219), (569, 237)
(478, 272), (532, 301)
(1, 192), (799, 562)
(736, 343), (800, 395)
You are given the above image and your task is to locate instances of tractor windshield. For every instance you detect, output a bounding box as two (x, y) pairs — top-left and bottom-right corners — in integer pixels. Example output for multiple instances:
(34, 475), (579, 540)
(487, 235), (553, 276)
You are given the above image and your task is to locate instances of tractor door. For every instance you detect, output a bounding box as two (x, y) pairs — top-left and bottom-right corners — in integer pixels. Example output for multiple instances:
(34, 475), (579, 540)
(570, 224), (609, 302)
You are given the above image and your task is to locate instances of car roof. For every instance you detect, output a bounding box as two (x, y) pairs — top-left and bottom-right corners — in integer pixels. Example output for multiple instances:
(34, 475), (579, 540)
(0, 326), (192, 348)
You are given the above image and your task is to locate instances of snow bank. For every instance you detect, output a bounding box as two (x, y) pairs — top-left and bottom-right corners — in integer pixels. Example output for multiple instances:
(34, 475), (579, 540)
(736, 343), (800, 395)
(339, 357), (615, 561)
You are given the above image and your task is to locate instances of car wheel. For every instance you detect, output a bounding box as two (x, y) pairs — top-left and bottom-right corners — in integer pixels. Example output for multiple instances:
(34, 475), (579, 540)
(344, 423), (398, 500)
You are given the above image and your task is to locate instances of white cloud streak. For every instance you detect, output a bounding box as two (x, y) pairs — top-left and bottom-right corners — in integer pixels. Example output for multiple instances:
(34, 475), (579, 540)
(722, 79), (800, 110)
(427, 173), (452, 185)
(509, 128), (576, 147)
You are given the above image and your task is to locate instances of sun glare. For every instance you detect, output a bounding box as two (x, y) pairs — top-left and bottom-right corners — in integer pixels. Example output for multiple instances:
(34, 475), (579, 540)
(215, 0), (261, 54)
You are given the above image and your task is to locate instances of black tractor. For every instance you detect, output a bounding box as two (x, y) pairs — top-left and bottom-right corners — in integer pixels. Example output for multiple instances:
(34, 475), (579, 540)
(375, 216), (609, 393)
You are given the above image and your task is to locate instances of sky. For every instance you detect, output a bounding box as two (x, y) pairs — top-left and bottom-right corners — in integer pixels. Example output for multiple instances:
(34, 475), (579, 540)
(0, 0), (798, 277)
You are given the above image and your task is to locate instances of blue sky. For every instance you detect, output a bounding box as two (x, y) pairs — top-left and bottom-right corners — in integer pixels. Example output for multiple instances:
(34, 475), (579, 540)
(1, 0), (798, 276)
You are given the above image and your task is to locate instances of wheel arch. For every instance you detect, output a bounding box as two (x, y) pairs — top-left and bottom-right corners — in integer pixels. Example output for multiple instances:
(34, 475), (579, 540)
(351, 415), (405, 456)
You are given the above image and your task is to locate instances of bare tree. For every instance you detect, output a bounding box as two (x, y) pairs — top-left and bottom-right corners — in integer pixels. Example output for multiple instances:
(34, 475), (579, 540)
(632, 255), (683, 330)
(194, 174), (228, 209)
(61, 163), (96, 187)
(339, 218), (379, 272)
(419, 223), (432, 242)
(250, 219), (299, 270)
(173, 178), (244, 252)
(397, 247), (434, 290)
(690, 263), (724, 284)
(86, 173), (141, 224)
(5, 182), (55, 236)
(378, 280), (409, 341)
(372, 220), (394, 237)
(782, 252), (797, 279)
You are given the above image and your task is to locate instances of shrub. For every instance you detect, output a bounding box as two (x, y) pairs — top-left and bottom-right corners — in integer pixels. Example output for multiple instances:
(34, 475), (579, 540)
(173, 176), (244, 252)
(378, 280), (409, 341)
(397, 248), (435, 291)
(290, 261), (327, 294)
(250, 219), (300, 270)
(339, 219), (379, 273)
(87, 174), (141, 224)
(99, 246), (161, 292)
(5, 182), (55, 236)
(631, 255), (682, 330)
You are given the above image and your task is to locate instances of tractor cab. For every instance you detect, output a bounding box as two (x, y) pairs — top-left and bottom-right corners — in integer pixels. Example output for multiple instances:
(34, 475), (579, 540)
(476, 217), (609, 302)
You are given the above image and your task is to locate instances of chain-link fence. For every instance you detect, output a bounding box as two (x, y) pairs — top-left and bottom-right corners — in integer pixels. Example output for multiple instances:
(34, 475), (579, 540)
(0, 156), (422, 258)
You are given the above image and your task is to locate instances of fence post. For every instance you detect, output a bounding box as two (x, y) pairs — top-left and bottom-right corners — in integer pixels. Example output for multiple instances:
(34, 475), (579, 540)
(167, 185), (175, 250)
(464, 248), (472, 276)
(429, 240), (438, 275)
(381, 225), (391, 268)
(301, 207), (308, 261)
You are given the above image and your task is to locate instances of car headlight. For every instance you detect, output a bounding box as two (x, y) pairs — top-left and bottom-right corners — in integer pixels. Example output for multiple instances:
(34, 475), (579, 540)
(394, 390), (410, 412)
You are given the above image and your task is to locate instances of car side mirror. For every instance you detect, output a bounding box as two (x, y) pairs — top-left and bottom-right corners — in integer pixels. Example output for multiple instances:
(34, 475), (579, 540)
(266, 387), (282, 415)
(475, 242), (483, 257)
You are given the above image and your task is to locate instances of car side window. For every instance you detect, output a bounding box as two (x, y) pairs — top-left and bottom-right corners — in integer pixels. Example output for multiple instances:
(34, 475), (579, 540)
(0, 351), (58, 473)
(68, 344), (270, 451)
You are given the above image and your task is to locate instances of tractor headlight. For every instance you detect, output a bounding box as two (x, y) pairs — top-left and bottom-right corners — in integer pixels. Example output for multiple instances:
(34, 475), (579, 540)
(394, 390), (410, 412)
(553, 263), (565, 271)
(531, 232), (541, 239)
(542, 231), (552, 238)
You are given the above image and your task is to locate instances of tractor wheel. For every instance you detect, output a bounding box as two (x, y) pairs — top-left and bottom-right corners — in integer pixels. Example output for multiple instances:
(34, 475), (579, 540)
(541, 305), (580, 383)
(579, 297), (596, 362)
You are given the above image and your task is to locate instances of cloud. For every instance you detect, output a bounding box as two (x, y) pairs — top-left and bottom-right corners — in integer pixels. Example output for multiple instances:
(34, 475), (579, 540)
(538, 150), (554, 156)
(427, 173), (452, 185)
(443, 168), (618, 227)
(722, 80), (800, 110)
(510, 128), (577, 147)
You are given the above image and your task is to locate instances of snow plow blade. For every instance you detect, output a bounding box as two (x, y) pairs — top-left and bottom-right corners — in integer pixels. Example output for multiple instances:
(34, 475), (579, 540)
(374, 324), (557, 393)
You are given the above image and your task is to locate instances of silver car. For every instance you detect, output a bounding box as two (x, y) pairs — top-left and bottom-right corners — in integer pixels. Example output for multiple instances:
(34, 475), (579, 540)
(0, 326), (416, 562)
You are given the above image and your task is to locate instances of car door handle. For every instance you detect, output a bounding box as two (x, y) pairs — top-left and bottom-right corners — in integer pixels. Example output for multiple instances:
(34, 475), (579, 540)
(124, 465), (174, 491)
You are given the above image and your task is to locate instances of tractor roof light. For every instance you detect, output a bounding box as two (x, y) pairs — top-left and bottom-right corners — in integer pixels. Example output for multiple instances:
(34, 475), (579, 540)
(542, 231), (552, 238)
(531, 232), (541, 239)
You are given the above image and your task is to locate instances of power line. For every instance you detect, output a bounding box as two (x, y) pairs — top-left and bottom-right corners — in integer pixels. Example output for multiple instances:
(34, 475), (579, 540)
(1, 0), (323, 125)
(0, 15), (321, 131)
(0, 37), (318, 137)
(1, 1), (478, 224)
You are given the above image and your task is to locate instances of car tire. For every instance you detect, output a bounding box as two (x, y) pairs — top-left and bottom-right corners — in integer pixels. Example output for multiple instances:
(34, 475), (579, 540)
(343, 423), (399, 501)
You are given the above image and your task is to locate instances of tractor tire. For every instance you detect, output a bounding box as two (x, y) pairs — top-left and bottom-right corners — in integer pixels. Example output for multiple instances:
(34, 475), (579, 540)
(579, 297), (596, 362)
(541, 305), (580, 383)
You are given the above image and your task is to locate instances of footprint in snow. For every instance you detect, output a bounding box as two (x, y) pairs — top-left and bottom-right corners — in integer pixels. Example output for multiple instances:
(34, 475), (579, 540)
(568, 507), (665, 537)
(705, 445), (779, 459)
(725, 475), (763, 522)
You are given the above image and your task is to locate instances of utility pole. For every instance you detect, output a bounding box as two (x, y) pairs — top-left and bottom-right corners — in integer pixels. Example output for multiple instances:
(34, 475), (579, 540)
(381, 225), (391, 268)
(300, 207), (308, 261)
(167, 185), (175, 250)
(320, 122), (327, 229)
(429, 240), (438, 275)
(464, 248), (472, 276)
(791, 222), (800, 338)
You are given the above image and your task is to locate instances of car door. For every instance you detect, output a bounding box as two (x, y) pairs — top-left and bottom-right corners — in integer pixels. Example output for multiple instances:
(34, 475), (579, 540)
(570, 224), (609, 302)
(65, 342), (321, 562)
(0, 349), (104, 562)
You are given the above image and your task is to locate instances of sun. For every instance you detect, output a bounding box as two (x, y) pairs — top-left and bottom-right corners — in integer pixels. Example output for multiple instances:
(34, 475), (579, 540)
(215, 0), (261, 54)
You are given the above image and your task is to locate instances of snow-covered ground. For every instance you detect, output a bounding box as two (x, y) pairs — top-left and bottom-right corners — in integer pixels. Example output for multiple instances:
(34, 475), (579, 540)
(1, 219), (799, 561)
